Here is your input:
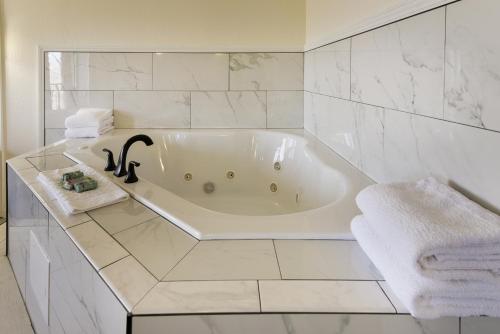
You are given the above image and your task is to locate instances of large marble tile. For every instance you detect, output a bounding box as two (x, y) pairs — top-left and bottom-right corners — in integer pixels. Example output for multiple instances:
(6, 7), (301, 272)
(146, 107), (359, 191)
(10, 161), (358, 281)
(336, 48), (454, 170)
(304, 39), (351, 99)
(461, 317), (500, 334)
(259, 280), (394, 313)
(114, 217), (198, 279)
(44, 90), (113, 128)
(153, 53), (229, 90)
(99, 255), (158, 311)
(66, 220), (129, 270)
(114, 91), (190, 128)
(191, 91), (266, 128)
(444, 0), (500, 131)
(274, 240), (382, 280)
(26, 154), (76, 172)
(164, 240), (281, 281)
(45, 52), (153, 91)
(266, 91), (304, 129)
(133, 281), (260, 314)
(88, 198), (158, 235)
(44, 129), (66, 145)
(49, 217), (127, 333)
(351, 8), (445, 117)
(305, 91), (500, 213)
(132, 314), (459, 334)
(230, 53), (303, 90)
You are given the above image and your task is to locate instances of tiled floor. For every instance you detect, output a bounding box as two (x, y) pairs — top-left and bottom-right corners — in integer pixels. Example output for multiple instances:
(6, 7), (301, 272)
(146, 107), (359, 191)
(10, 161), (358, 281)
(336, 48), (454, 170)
(0, 256), (34, 334)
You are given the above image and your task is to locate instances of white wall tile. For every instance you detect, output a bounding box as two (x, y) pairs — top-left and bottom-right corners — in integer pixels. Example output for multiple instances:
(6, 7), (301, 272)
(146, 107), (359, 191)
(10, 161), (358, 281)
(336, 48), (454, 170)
(230, 53), (303, 90)
(153, 53), (229, 90)
(267, 91), (304, 128)
(44, 129), (65, 145)
(44, 91), (113, 128)
(132, 314), (458, 334)
(45, 52), (79, 91)
(444, 0), (500, 131)
(86, 53), (153, 90)
(304, 39), (351, 99)
(305, 91), (500, 213)
(114, 91), (190, 128)
(351, 9), (445, 117)
(191, 91), (266, 128)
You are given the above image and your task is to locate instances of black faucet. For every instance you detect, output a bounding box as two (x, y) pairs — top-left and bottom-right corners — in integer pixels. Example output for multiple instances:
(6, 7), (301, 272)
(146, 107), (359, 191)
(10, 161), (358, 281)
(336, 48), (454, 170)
(113, 134), (154, 177)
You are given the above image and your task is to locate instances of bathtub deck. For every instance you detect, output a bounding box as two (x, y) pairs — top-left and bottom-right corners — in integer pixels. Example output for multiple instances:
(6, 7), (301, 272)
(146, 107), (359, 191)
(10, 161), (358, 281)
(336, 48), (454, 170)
(8, 138), (497, 334)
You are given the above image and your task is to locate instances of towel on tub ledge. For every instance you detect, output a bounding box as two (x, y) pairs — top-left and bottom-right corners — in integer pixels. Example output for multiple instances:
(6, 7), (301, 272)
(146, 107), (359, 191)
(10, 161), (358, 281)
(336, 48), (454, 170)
(355, 177), (500, 282)
(37, 164), (129, 215)
(352, 215), (500, 319)
(65, 125), (114, 139)
(65, 108), (113, 128)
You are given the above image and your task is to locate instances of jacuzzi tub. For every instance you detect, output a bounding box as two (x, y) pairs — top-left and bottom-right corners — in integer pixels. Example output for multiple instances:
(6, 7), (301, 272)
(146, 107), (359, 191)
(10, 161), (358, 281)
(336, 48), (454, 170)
(65, 129), (372, 239)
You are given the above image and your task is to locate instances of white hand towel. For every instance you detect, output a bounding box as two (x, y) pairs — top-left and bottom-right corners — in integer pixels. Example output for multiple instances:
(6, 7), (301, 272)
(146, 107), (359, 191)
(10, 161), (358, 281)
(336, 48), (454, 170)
(352, 215), (500, 319)
(65, 108), (113, 128)
(356, 177), (500, 282)
(37, 164), (129, 215)
(65, 125), (114, 139)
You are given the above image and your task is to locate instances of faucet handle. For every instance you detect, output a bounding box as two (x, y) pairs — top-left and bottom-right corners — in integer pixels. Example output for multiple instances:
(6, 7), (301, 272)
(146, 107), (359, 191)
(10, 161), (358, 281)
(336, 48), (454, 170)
(124, 161), (141, 184)
(102, 148), (117, 172)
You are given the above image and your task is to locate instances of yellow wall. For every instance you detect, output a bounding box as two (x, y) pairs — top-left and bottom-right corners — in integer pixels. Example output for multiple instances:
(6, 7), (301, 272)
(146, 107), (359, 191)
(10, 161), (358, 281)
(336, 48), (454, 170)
(1, 0), (305, 156)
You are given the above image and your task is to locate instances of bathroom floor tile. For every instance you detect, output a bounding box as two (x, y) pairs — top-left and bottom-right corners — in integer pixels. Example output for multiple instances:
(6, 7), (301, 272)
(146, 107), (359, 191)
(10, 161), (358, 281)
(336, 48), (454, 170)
(27, 155), (76, 171)
(274, 240), (383, 280)
(258, 280), (395, 313)
(133, 281), (260, 314)
(378, 281), (409, 314)
(164, 240), (281, 281)
(114, 217), (198, 280)
(99, 255), (158, 311)
(88, 198), (158, 235)
(66, 220), (129, 270)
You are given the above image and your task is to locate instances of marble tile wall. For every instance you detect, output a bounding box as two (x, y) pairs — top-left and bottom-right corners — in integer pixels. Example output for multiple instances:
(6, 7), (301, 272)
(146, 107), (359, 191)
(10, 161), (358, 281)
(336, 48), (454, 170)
(44, 52), (304, 144)
(304, 0), (500, 213)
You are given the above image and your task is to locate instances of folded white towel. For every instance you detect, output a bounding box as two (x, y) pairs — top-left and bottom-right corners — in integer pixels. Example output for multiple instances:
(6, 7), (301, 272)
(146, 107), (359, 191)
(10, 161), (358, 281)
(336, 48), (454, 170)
(352, 215), (500, 318)
(65, 108), (113, 128)
(37, 164), (129, 215)
(65, 125), (114, 139)
(356, 177), (500, 282)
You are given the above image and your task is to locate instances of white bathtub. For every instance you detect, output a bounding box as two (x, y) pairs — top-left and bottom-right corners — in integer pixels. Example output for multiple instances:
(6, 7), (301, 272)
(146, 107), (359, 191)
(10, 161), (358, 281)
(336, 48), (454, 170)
(66, 129), (372, 239)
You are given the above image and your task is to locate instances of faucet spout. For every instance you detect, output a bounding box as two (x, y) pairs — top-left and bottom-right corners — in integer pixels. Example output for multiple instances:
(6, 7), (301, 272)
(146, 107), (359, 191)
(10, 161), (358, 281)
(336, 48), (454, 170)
(114, 134), (154, 177)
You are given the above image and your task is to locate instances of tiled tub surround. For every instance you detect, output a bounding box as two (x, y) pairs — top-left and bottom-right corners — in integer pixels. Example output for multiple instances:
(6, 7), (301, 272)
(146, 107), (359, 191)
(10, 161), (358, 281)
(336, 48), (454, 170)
(8, 140), (490, 334)
(44, 52), (304, 144)
(304, 0), (500, 213)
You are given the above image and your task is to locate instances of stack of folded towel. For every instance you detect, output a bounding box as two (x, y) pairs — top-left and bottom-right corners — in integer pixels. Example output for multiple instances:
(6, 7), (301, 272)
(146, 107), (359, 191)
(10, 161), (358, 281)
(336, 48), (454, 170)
(351, 177), (500, 319)
(65, 108), (114, 138)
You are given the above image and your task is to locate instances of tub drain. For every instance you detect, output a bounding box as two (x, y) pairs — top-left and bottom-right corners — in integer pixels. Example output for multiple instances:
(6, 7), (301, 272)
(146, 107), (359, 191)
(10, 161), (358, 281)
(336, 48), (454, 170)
(203, 182), (216, 194)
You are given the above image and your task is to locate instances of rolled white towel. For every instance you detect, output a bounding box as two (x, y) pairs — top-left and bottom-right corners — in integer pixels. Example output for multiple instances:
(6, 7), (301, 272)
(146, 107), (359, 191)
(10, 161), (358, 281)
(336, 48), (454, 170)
(352, 215), (500, 319)
(65, 125), (114, 139)
(65, 108), (113, 128)
(356, 177), (500, 282)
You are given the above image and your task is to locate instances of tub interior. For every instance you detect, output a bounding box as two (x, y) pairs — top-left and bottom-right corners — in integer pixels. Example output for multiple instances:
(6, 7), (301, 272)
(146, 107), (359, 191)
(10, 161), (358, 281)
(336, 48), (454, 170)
(91, 131), (347, 216)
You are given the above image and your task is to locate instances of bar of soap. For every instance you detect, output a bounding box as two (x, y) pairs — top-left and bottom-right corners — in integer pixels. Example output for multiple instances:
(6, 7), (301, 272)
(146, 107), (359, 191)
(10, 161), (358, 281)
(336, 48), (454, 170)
(62, 171), (84, 182)
(74, 177), (98, 193)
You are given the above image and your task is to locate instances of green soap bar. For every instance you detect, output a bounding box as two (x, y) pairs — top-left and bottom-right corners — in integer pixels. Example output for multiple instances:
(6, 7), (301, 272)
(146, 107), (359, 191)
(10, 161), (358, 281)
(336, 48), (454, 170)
(74, 177), (98, 193)
(62, 181), (74, 190)
(62, 171), (84, 182)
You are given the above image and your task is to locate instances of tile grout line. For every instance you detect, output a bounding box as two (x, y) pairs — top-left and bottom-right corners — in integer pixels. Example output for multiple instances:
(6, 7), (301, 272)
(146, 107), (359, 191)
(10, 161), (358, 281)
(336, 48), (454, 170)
(272, 240), (283, 280)
(159, 241), (200, 281)
(376, 281), (398, 314)
(257, 280), (263, 312)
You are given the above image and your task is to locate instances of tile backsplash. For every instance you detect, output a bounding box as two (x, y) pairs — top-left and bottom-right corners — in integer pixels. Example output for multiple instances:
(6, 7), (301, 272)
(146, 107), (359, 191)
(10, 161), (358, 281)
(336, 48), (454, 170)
(304, 0), (500, 213)
(44, 52), (304, 143)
